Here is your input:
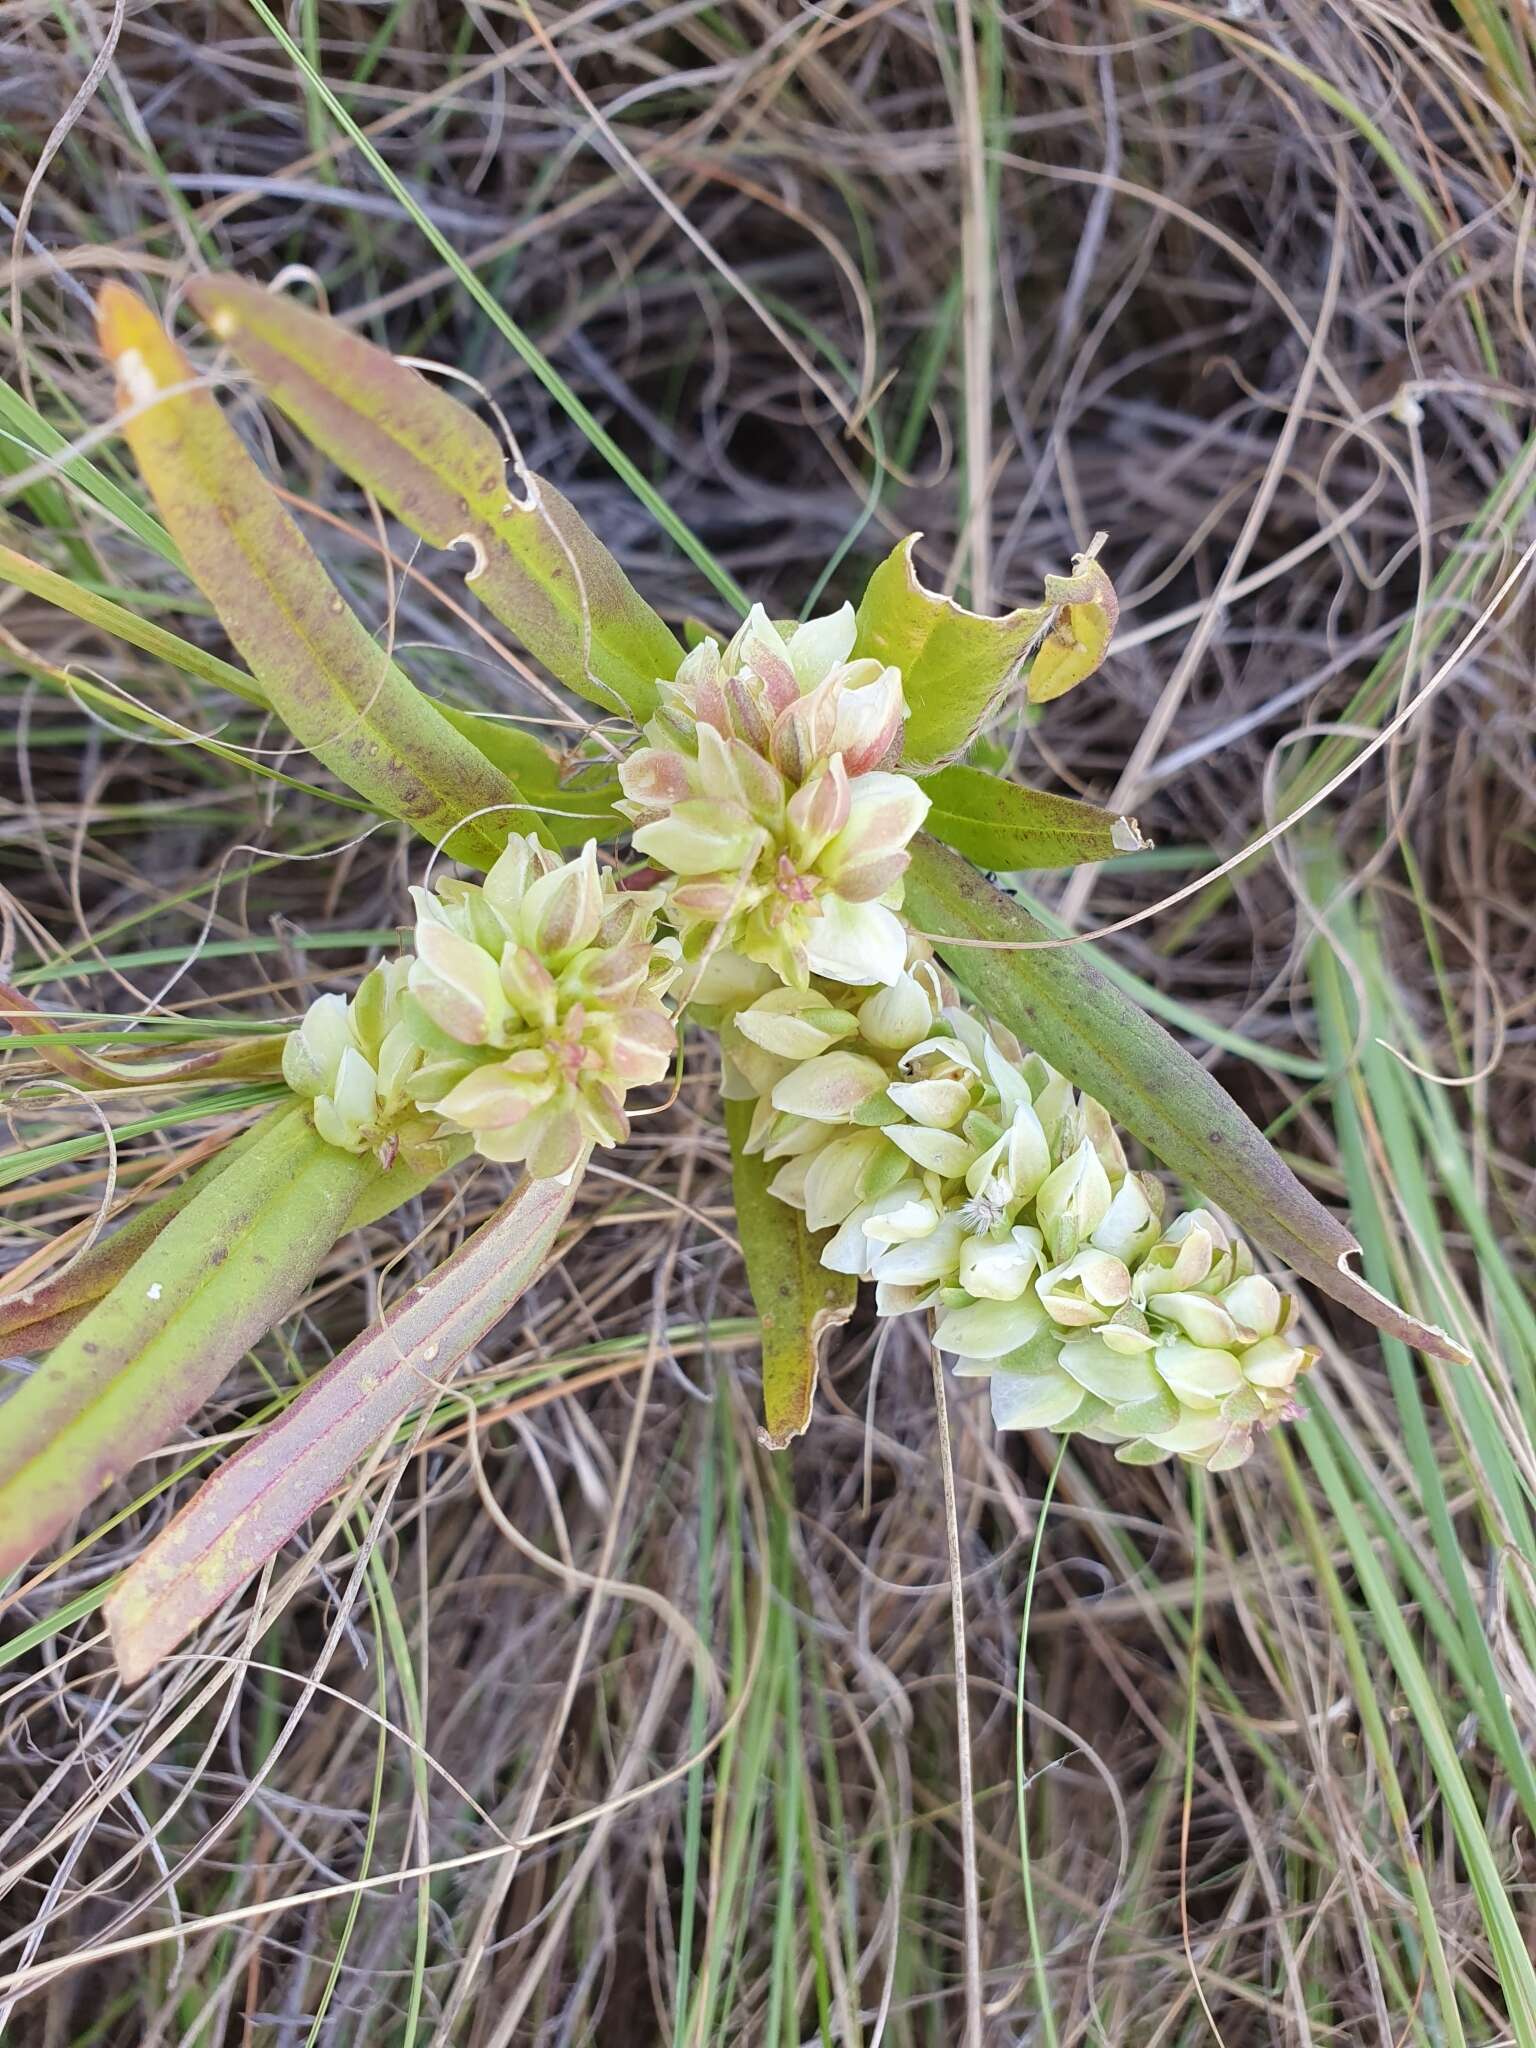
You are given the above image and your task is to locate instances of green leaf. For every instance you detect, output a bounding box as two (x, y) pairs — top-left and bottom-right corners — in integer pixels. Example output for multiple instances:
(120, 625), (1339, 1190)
(903, 836), (1468, 1364)
(917, 763), (1147, 871)
(854, 537), (1120, 767)
(0, 1105), (388, 1578)
(95, 283), (522, 870)
(0, 1118), (461, 1356)
(724, 1097), (857, 1449)
(185, 274), (685, 721)
(436, 707), (624, 848)
(0, 542), (621, 850)
(103, 1166), (582, 1682)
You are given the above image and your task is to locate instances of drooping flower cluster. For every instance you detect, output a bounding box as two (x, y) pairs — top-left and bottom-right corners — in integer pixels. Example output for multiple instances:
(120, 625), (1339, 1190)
(286, 836), (678, 1183)
(618, 604), (930, 990)
(737, 962), (1315, 1469)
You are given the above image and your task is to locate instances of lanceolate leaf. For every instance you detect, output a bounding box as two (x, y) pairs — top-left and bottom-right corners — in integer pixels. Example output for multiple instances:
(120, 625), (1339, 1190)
(104, 1167), (583, 1683)
(95, 284), (520, 870)
(0, 542), (625, 851)
(724, 1096), (857, 1448)
(917, 763), (1147, 871)
(0, 1119), (462, 1356)
(855, 538), (1121, 768)
(904, 837), (1469, 1364)
(184, 274), (685, 722)
(0, 1105), (386, 1577)
(436, 707), (625, 848)
(1, 977), (284, 1089)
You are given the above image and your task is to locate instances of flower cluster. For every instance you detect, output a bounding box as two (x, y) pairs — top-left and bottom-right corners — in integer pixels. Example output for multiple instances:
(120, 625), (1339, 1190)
(281, 958), (461, 1176)
(403, 835), (677, 1180)
(739, 968), (1315, 1469)
(286, 836), (678, 1183)
(618, 604), (929, 990)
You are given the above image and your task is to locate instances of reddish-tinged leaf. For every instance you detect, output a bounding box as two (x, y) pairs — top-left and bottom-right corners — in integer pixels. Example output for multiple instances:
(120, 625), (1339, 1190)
(904, 836), (1468, 1364)
(724, 1097), (856, 1448)
(96, 283), (520, 869)
(185, 274), (684, 721)
(104, 1168), (582, 1682)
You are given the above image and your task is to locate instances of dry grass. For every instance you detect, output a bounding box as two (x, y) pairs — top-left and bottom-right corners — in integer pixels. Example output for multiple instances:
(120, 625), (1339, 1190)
(1, 1), (1534, 2041)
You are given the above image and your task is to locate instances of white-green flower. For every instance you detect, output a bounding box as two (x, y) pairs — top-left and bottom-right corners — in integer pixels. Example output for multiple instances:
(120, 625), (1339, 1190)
(402, 834), (677, 1180)
(617, 603), (929, 989)
(283, 959), (461, 1174)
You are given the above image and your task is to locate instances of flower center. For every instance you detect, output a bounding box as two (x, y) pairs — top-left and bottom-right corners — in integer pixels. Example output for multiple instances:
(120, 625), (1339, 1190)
(773, 852), (820, 907)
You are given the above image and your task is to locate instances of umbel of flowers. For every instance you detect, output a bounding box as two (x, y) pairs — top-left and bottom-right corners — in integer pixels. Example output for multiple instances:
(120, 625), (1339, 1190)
(724, 956), (1316, 1471)
(286, 834), (678, 1183)
(618, 604), (930, 989)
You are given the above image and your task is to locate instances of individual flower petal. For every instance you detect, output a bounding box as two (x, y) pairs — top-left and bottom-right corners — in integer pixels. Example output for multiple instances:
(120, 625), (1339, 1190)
(632, 801), (764, 876)
(409, 922), (510, 1046)
(787, 603), (857, 691)
(1035, 1138), (1113, 1262)
(990, 1364), (1083, 1432)
(803, 897), (909, 986)
(771, 1050), (890, 1123)
(958, 1228), (1041, 1301)
(934, 1293), (1044, 1361)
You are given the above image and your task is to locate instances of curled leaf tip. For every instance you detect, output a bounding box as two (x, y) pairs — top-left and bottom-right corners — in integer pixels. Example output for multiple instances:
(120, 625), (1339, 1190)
(1110, 814), (1149, 853)
(1335, 1249), (1471, 1366)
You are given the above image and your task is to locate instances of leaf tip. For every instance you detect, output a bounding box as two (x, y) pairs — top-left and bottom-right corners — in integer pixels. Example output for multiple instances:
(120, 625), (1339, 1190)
(96, 283), (184, 412)
(1335, 1248), (1472, 1365)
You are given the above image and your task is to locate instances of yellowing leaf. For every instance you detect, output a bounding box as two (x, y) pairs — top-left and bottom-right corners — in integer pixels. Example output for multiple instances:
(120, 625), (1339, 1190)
(96, 283), (521, 870)
(1027, 550), (1119, 704)
(854, 536), (1049, 768)
(854, 536), (1121, 764)
(185, 274), (684, 721)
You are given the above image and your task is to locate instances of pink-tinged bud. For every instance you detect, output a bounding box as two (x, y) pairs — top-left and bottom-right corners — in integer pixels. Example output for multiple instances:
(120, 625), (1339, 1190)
(825, 850), (911, 904)
(606, 1005), (676, 1084)
(830, 663), (906, 774)
(772, 675), (840, 785)
(819, 772), (930, 887)
(523, 840), (604, 965)
(410, 923), (510, 1045)
(436, 1062), (550, 1131)
(669, 877), (757, 922)
(500, 944), (559, 1030)
(619, 747), (694, 820)
(724, 673), (773, 755)
(786, 757), (852, 862)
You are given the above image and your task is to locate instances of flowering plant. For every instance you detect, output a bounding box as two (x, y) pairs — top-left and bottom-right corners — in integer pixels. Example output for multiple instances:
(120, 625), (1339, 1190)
(0, 276), (1464, 1679)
